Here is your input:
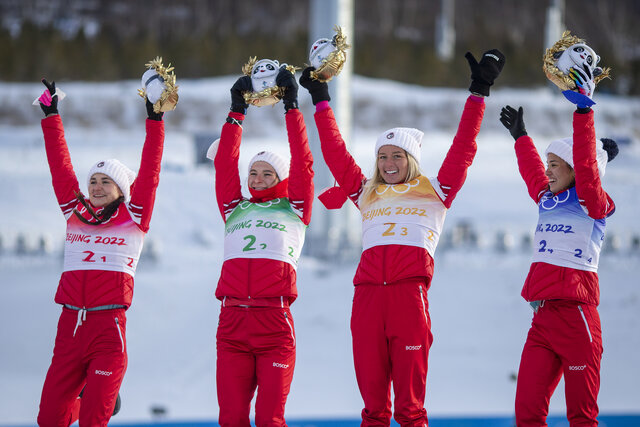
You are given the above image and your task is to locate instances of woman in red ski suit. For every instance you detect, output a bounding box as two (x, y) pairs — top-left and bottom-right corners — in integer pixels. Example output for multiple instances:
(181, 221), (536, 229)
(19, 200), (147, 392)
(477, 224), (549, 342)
(299, 49), (505, 426)
(36, 79), (166, 426)
(500, 86), (618, 425)
(212, 69), (313, 426)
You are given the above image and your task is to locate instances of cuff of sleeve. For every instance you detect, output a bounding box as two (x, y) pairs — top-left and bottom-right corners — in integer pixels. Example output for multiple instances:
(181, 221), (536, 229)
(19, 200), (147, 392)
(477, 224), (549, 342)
(316, 100), (330, 112)
(229, 111), (246, 121)
(469, 94), (486, 103)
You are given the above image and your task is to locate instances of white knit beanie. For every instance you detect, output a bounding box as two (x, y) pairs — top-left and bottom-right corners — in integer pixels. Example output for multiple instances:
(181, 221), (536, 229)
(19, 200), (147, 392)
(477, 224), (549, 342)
(249, 151), (289, 180)
(544, 137), (609, 179)
(87, 159), (136, 202)
(375, 127), (424, 163)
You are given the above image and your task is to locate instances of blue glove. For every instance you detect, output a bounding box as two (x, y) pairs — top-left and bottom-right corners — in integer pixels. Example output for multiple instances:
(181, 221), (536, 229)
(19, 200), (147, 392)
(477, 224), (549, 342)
(562, 90), (595, 108)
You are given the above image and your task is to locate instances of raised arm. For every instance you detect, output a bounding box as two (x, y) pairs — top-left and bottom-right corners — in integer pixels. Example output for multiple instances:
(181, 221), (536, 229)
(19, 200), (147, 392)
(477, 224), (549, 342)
(128, 100), (165, 232)
(276, 67), (314, 224)
(500, 105), (549, 203)
(213, 76), (252, 221)
(572, 109), (614, 219)
(436, 49), (505, 208)
(435, 95), (484, 208)
(285, 110), (314, 224)
(299, 67), (366, 207)
(315, 106), (366, 206)
(38, 79), (81, 218)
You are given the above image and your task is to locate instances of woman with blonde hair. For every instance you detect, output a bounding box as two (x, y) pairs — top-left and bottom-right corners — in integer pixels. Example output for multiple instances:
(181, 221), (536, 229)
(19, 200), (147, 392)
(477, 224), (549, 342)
(300, 49), (505, 426)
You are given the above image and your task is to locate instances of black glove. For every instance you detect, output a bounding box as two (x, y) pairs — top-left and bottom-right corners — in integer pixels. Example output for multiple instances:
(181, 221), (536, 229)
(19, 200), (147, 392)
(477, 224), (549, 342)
(230, 75), (252, 114)
(465, 49), (505, 96)
(145, 98), (163, 121)
(39, 79), (59, 116)
(276, 66), (299, 111)
(499, 105), (527, 140)
(299, 67), (330, 105)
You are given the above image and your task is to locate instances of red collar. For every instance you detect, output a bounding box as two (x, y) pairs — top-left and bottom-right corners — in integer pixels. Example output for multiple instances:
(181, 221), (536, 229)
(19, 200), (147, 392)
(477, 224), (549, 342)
(249, 178), (289, 202)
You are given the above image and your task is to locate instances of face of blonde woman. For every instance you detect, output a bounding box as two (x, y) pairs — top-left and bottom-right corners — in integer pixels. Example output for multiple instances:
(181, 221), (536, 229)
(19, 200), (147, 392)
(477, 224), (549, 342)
(248, 161), (279, 190)
(377, 145), (409, 184)
(88, 173), (123, 207)
(545, 153), (576, 194)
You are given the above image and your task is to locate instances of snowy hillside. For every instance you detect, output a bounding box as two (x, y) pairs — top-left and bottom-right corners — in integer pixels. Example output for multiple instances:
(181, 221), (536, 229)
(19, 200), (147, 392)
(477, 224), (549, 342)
(0, 77), (639, 425)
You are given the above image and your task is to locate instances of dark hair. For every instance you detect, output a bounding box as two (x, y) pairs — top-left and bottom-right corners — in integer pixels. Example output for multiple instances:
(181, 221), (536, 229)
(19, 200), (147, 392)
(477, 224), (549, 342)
(72, 192), (124, 225)
(601, 138), (619, 162)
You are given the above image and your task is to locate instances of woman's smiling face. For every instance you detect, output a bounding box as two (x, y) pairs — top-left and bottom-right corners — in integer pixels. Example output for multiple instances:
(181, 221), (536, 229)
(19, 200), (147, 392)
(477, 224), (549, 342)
(248, 161), (279, 190)
(377, 145), (409, 184)
(545, 153), (575, 193)
(88, 173), (122, 207)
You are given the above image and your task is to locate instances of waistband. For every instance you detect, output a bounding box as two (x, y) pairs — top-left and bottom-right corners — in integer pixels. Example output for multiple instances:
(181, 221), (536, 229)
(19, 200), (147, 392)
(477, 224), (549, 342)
(222, 296), (290, 308)
(63, 304), (126, 337)
(64, 304), (127, 312)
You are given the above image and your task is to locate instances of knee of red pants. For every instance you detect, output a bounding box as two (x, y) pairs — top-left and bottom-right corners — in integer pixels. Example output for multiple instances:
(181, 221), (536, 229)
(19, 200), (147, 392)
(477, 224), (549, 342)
(77, 389), (121, 427)
(77, 355), (126, 425)
(254, 370), (294, 427)
(217, 384), (253, 427)
(564, 363), (601, 426)
(37, 370), (84, 427)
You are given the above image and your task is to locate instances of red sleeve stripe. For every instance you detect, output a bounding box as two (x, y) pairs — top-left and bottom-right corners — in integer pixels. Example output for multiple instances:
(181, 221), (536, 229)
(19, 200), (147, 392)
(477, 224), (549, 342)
(291, 206), (304, 219)
(223, 199), (242, 208)
(129, 202), (143, 210)
(59, 199), (77, 210)
(349, 186), (363, 203)
(432, 179), (448, 202)
(223, 206), (238, 216)
(129, 205), (143, 213)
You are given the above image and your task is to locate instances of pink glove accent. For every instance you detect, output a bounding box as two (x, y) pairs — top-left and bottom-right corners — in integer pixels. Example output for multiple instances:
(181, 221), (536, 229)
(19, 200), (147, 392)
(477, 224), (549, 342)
(38, 90), (53, 106)
(316, 100), (330, 112)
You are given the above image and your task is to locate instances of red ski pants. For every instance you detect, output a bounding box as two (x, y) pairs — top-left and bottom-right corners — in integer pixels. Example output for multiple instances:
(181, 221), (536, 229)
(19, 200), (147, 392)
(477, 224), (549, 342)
(515, 300), (603, 426)
(38, 307), (127, 427)
(216, 306), (296, 427)
(351, 280), (433, 426)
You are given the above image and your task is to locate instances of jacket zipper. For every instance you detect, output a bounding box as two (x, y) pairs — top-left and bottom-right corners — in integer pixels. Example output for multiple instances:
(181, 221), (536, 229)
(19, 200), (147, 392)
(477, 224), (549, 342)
(578, 305), (593, 343)
(114, 317), (125, 352)
(283, 311), (296, 347)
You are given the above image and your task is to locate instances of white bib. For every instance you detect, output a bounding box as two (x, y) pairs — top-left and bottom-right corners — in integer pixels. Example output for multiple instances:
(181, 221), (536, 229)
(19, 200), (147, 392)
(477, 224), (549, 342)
(359, 176), (447, 257)
(63, 206), (145, 277)
(224, 199), (307, 269)
(531, 188), (606, 272)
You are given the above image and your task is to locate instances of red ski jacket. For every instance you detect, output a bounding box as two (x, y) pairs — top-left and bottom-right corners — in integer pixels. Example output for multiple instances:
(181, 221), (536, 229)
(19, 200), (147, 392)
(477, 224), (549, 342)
(314, 96), (485, 288)
(515, 110), (614, 306)
(214, 110), (314, 304)
(42, 115), (165, 309)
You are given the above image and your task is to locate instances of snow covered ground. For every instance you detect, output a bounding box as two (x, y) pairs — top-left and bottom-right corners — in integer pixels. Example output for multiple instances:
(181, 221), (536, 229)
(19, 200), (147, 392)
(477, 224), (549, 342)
(0, 77), (639, 425)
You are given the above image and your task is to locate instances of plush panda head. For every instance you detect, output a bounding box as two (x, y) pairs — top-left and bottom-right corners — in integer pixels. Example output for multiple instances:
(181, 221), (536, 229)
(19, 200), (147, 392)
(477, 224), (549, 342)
(309, 38), (336, 69)
(555, 43), (603, 78)
(251, 59), (280, 92)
